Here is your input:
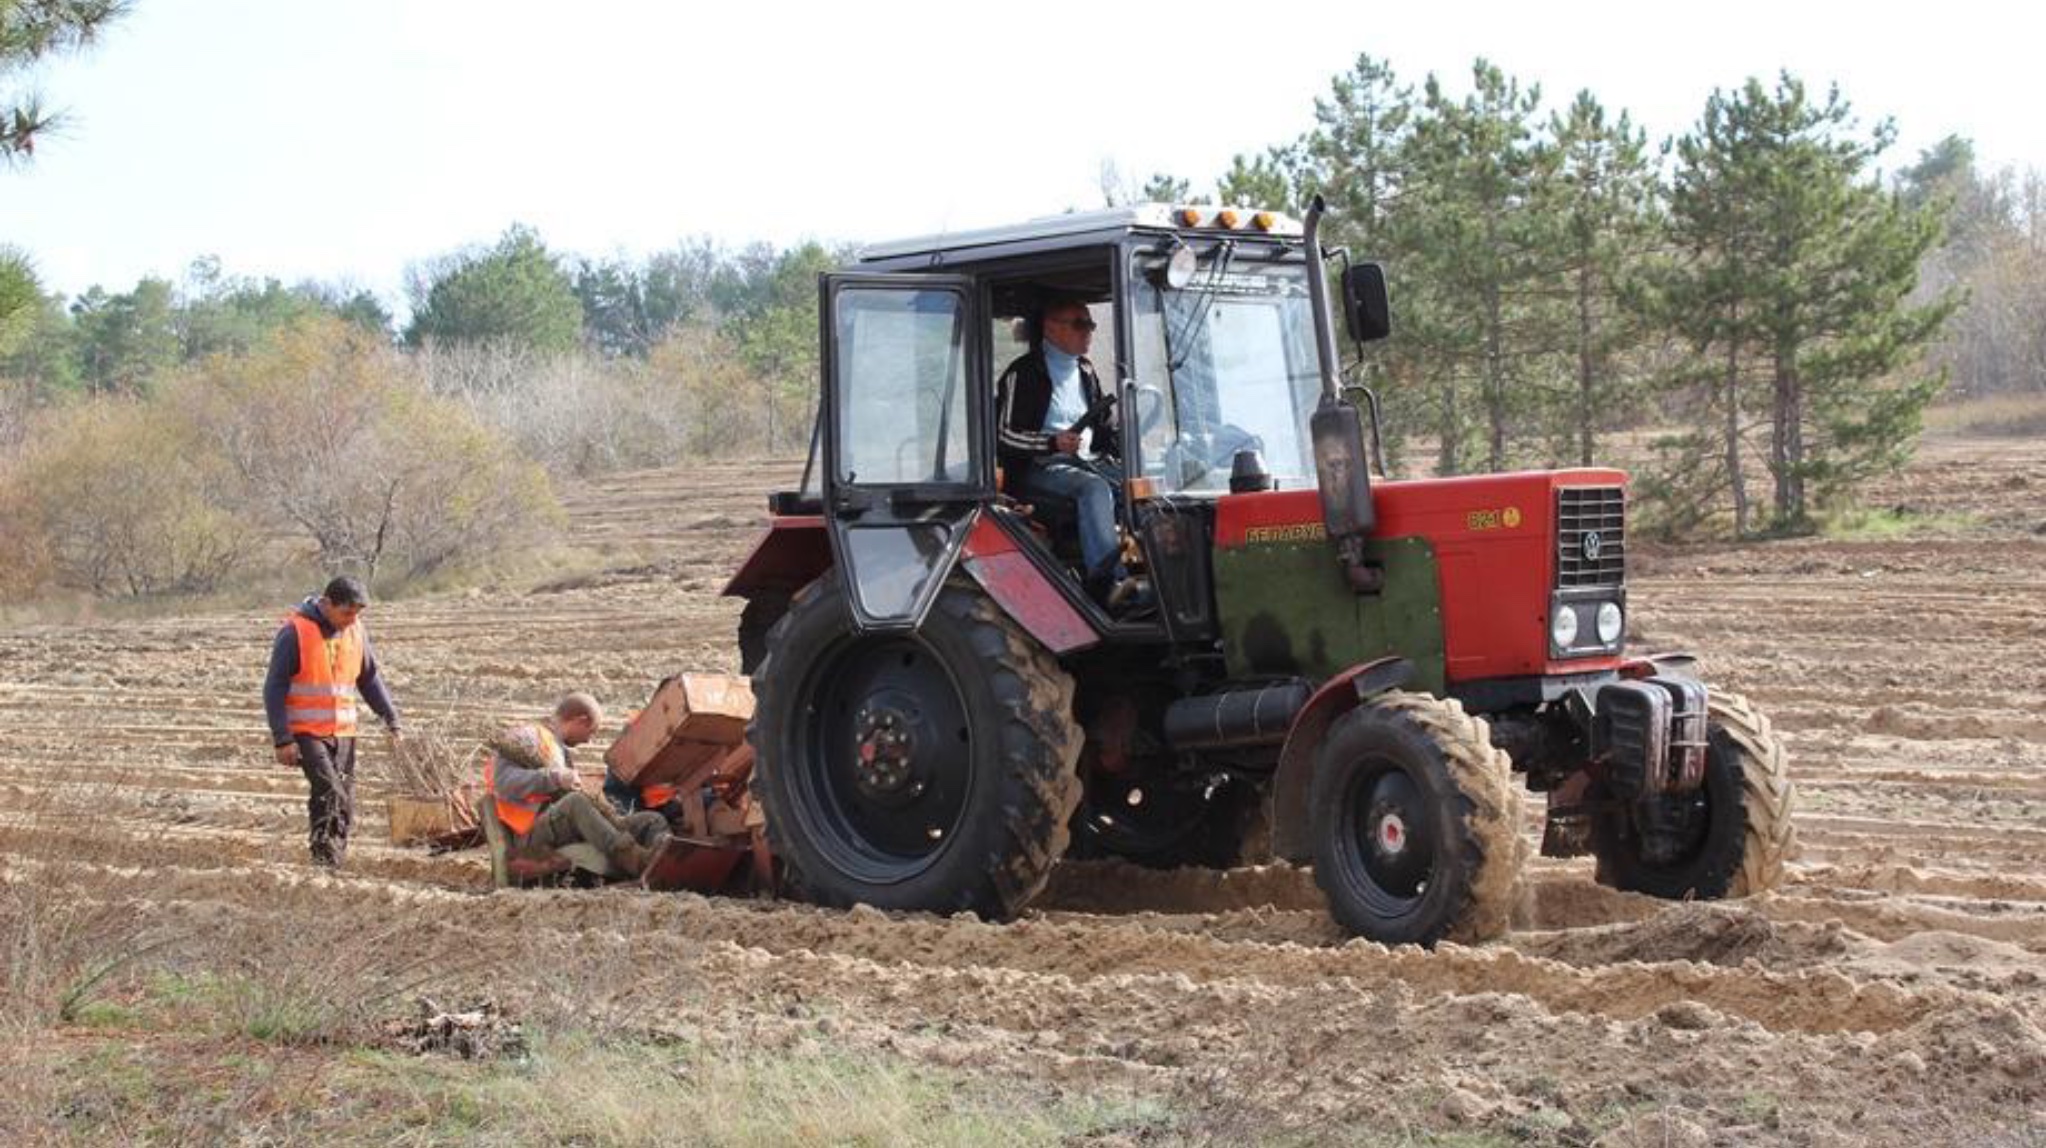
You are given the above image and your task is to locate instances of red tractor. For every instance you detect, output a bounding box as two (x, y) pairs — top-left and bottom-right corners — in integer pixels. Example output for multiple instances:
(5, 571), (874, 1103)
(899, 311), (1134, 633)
(725, 198), (1793, 945)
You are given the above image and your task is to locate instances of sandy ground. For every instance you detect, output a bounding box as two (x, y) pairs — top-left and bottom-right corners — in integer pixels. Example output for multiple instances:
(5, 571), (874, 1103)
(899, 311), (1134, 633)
(2, 441), (2042, 1145)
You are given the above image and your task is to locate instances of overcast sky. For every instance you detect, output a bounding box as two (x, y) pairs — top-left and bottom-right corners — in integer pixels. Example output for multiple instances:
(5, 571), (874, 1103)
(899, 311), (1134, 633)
(7, 0), (2040, 307)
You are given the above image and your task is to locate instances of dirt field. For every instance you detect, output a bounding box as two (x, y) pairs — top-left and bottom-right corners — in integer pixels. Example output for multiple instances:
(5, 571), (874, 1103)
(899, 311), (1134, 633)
(2, 437), (2042, 1145)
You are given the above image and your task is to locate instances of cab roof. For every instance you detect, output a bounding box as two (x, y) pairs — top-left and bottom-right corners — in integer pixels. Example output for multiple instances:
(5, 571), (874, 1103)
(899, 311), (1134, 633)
(856, 203), (1302, 264)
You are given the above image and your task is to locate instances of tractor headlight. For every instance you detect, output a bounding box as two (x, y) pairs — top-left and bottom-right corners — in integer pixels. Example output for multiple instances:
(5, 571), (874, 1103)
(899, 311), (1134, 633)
(1597, 601), (1624, 645)
(1550, 604), (1580, 649)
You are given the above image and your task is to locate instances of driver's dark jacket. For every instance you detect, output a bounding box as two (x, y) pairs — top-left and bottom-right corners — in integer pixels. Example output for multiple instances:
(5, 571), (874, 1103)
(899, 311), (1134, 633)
(995, 348), (1119, 474)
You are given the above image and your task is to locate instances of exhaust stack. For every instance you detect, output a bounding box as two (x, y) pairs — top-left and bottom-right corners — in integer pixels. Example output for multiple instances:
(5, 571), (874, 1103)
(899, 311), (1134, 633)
(1302, 195), (1379, 591)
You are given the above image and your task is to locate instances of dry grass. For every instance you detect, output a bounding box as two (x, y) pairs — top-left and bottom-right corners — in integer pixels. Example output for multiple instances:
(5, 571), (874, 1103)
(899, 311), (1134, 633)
(0, 1023), (1166, 1147)
(0, 784), (1167, 1146)
(0, 765), (181, 1032)
(1923, 392), (2046, 437)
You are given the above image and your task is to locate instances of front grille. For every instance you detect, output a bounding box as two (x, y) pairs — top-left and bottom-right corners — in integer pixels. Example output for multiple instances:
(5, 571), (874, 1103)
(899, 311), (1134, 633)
(1556, 486), (1625, 587)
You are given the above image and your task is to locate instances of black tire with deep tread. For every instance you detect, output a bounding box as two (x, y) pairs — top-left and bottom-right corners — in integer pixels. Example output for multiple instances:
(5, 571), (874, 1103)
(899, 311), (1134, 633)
(1309, 692), (1522, 947)
(748, 577), (1083, 918)
(737, 590), (791, 676)
(1593, 691), (1795, 899)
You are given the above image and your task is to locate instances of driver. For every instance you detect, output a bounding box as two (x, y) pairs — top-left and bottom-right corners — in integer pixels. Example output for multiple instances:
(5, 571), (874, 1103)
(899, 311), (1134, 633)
(996, 297), (1143, 611)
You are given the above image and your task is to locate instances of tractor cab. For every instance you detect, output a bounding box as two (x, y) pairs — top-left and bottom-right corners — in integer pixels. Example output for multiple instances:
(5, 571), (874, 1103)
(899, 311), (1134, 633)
(750, 202), (1387, 646)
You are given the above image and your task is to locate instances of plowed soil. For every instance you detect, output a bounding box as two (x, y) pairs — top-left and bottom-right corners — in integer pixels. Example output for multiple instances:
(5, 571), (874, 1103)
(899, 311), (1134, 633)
(3, 439), (2043, 1145)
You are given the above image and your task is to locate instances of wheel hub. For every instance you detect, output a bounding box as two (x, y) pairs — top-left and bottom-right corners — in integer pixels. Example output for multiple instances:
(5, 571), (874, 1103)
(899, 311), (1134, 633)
(852, 704), (920, 798)
(798, 635), (971, 874)
(1374, 809), (1409, 857)
(1353, 768), (1433, 899)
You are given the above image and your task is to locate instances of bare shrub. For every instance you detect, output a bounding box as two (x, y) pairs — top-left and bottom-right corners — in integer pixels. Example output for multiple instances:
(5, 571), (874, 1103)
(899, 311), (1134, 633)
(6, 397), (254, 595)
(179, 316), (561, 586)
(420, 339), (691, 476)
(0, 454), (51, 597)
(650, 320), (774, 457)
(419, 322), (791, 476)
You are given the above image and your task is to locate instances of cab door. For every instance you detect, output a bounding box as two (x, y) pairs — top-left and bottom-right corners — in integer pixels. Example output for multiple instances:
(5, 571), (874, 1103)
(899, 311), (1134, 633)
(820, 273), (988, 632)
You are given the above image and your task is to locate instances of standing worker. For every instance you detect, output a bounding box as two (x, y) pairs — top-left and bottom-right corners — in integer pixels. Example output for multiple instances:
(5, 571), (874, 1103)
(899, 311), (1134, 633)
(264, 576), (402, 867)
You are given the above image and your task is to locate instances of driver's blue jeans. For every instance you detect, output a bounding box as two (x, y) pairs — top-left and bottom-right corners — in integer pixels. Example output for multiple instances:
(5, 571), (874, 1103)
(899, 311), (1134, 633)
(1017, 456), (1121, 580)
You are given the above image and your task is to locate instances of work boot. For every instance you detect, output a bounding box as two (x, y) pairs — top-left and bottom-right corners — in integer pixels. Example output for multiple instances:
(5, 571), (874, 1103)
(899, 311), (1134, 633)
(1106, 575), (1156, 619)
(607, 837), (653, 878)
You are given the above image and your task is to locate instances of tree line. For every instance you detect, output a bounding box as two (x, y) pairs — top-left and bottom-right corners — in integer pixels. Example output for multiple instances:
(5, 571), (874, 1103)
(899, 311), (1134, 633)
(0, 232), (843, 599)
(1, 228), (844, 451)
(1135, 56), (2045, 536)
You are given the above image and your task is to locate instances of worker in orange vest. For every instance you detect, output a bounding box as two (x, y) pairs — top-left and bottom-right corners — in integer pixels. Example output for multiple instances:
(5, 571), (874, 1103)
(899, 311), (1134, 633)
(485, 692), (669, 880)
(264, 576), (401, 867)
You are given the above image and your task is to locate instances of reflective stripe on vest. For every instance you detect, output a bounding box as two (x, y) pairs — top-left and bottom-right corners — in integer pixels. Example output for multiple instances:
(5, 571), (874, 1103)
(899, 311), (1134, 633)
(484, 723), (564, 837)
(640, 783), (679, 808)
(284, 614), (363, 737)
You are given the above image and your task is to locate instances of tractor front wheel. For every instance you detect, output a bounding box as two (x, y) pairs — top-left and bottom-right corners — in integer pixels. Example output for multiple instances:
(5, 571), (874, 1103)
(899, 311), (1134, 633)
(1592, 692), (1794, 899)
(1309, 692), (1522, 947)
(750, 578), (1083, 918)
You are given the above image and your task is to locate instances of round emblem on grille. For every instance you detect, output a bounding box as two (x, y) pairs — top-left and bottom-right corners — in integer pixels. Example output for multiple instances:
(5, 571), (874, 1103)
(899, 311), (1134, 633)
(1582, 531), (1603, 562)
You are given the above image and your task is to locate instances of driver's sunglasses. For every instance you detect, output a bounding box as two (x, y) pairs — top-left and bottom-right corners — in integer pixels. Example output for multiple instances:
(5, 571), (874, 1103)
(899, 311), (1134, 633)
(1056, 316), (1098, 331)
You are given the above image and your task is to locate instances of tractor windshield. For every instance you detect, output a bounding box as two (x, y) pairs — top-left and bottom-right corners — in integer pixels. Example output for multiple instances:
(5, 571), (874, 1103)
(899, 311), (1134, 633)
(1130, 254), (1326, 494)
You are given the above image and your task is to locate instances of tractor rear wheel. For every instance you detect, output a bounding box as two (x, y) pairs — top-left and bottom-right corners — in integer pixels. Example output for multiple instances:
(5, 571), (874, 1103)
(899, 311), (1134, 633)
(749, 578), (1083, 918)
(1593, 692), (1794, 899)
(737, 590), (791, 675)
(1309, 692), (1521, 947)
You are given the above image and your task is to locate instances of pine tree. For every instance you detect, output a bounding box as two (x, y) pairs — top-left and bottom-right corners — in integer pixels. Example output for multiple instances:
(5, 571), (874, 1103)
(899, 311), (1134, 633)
(1651, 74), (1955, 532)
(1215, 147), (1297, 211)
(1, 0), (130, 163)
(1301, 53), (1412, 256)
(1537, 91), (1661, 465)
(404, 225), (584, 355)
(1397, 60), (1548, 474)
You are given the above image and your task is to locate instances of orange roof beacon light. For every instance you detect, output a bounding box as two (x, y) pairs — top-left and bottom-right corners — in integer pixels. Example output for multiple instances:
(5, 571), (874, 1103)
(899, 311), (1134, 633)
(1214, 208), (1241, 230)
(1252, 211), (1277, 232)
(1174, 206), (1204, 228)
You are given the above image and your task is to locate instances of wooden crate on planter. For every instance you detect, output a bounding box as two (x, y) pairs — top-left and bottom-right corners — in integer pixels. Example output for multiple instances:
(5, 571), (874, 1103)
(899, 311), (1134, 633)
(604, 674), (754, 788)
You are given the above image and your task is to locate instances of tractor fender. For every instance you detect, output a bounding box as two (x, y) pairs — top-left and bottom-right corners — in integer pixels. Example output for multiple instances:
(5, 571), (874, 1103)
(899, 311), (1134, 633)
(722, 516), (831, 600)
(1268, 656), (1415, 862)
(723, 512), (1099, 656)
(958, 515), (1100, 655)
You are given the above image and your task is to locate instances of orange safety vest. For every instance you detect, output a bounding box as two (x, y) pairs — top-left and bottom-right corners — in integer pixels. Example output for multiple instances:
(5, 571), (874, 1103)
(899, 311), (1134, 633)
(282, 614), (364, 738)
(484, 723), (565, 837)
(640, 782), (679, 809)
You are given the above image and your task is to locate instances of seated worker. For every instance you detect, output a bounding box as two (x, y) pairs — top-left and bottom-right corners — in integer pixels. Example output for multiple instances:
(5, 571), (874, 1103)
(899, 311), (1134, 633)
(996, 296), (1148, 613)
(484, 692), (669, 879)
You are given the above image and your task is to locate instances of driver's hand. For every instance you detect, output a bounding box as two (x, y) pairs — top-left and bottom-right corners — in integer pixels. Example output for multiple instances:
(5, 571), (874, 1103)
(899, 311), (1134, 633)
(1054, 431), (1082, 454)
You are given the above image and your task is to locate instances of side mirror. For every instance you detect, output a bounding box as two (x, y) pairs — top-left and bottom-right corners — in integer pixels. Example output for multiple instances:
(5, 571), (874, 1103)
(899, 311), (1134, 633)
(1341, 263), (1391, 344)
